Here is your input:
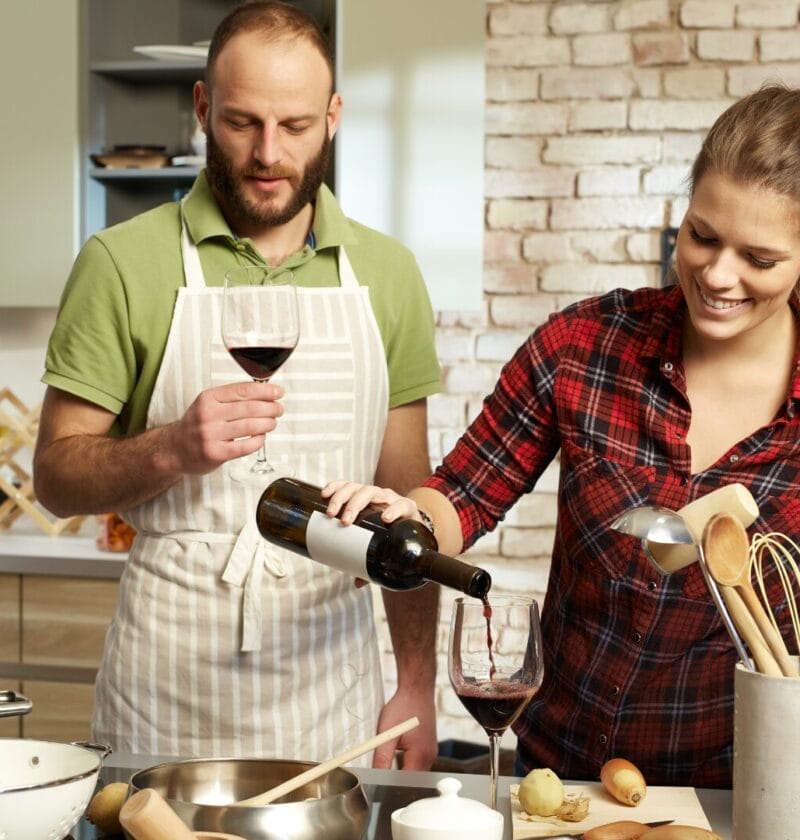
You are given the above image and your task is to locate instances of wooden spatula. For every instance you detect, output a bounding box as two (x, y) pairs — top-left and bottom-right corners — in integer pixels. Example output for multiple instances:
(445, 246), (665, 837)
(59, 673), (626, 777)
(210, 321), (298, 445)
(234, 715), (419, 807)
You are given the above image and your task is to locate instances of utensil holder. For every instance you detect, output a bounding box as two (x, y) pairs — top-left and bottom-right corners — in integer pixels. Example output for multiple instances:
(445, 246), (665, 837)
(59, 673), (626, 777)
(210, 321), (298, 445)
(733, 659), (800, 839)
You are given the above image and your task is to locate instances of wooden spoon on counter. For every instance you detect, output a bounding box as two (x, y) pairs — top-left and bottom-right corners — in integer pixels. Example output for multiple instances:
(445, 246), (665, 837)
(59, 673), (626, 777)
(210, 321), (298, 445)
(119, 788), (197, 840)
(120, 788), (246, 840)
(234, 715), (419, 807)
(703, 513), (798, 678)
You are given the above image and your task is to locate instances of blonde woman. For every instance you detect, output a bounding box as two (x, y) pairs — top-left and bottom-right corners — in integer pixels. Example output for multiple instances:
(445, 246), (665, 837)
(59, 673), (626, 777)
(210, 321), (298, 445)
(326, 85), (800, 788)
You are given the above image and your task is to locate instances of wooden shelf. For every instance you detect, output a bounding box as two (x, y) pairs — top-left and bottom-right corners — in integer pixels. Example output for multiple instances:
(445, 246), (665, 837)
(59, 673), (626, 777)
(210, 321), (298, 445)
(90, 165), (201, 181)
(91, 58), (205, 82)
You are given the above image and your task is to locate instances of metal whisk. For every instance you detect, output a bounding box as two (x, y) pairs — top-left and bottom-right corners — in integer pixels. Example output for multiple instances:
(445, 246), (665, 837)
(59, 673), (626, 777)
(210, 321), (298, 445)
(750, 532), (800, 654)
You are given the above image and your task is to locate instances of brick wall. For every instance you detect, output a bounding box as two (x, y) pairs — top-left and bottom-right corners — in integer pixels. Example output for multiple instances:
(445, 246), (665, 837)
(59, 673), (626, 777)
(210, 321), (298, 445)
(374, 0), (800, 752)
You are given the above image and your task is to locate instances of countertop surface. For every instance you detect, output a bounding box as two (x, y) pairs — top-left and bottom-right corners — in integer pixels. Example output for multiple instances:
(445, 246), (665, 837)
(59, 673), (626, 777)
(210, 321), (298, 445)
(0, 528), (126, 577)
(68, 751), (732, 840)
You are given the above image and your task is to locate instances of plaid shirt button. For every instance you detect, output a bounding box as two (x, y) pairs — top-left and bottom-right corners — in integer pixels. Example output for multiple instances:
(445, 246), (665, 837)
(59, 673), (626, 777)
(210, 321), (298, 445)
(647, 581), (658, 591)
(633, 632), (643, 643)
(611, 685), (620, 695)
(729, 454), (739, 463)
(599, 734), (608, 744)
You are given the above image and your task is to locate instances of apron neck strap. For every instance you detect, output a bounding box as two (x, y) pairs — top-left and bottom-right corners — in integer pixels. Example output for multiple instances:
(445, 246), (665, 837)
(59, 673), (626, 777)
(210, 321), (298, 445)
(180, 199), (207, 291)
(337, 246), (358, 290)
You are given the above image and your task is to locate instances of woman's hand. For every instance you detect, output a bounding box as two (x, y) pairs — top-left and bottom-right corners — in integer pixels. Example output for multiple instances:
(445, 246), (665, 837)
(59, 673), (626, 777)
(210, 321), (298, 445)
(322, 480), (420, 525)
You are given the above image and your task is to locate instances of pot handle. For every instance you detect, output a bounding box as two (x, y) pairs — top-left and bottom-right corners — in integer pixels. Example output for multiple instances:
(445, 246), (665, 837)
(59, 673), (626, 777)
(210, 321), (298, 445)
(73, 740), (113, 760)
(0, 689), (32, 718)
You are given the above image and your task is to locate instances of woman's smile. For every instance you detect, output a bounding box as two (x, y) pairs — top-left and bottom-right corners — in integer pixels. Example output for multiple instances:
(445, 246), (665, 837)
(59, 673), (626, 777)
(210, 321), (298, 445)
(695, 281), (748, 313)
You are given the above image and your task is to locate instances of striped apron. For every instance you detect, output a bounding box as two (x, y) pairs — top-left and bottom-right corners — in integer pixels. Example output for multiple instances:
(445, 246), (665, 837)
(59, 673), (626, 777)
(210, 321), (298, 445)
(92, 210), (389, 761)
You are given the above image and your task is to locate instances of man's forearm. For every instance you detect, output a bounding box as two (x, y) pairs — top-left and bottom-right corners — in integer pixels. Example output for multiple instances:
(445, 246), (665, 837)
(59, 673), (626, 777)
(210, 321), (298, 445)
(34, 426), (183, 517)
(382, 582), (439, 691)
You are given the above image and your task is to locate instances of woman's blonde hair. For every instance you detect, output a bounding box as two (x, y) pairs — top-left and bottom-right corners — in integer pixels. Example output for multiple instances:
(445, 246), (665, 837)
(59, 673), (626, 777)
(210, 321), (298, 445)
(690, 84), (800, 205)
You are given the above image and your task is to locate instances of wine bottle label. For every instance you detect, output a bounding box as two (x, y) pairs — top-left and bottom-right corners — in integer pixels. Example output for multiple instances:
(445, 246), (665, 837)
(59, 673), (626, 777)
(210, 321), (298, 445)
(305, 511), (371, 578)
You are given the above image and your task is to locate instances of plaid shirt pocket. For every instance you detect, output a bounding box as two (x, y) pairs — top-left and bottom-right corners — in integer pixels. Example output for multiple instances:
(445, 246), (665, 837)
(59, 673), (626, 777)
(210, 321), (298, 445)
(559, 437), (655, 581)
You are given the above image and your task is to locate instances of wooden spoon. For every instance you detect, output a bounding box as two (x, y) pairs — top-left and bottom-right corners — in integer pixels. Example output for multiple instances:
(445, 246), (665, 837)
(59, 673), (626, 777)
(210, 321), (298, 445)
(119, 788), (247, 840)
(647, 483), (759, 573)
(234, 715), (419, 807)
(703, 513), (798, 678)
(119, 788), (197, 840)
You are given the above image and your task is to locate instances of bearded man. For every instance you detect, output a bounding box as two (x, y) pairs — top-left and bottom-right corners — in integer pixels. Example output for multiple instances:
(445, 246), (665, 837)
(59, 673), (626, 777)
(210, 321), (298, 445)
(34, 1), (440, 769)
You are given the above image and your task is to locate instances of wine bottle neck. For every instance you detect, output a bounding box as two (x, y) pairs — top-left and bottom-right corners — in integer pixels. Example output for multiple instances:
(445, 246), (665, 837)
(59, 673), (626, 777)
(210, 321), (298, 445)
(424, 550), (492, 598)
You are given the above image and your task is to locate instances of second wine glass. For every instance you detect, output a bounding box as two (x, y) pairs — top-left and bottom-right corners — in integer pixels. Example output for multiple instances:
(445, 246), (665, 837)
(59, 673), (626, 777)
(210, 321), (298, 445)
(221, 265), (299, 481)
(448, 595), (544, 811)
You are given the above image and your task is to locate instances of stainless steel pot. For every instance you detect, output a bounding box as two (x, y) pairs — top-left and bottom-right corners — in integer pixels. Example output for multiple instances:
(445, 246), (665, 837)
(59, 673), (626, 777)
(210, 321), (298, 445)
(127, 758), (369, 840)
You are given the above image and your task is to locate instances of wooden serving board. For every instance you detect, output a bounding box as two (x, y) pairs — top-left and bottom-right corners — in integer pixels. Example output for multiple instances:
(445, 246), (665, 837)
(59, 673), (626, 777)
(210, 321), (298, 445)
(511, 782), (711, 838)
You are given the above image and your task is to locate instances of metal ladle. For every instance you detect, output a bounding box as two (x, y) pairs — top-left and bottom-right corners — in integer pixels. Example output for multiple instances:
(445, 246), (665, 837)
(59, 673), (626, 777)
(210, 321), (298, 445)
(611, 505), (755, 671)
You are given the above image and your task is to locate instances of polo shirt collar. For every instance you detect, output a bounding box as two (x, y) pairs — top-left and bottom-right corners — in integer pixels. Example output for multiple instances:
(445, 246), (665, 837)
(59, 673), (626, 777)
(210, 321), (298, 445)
(181, 172), (359, 252)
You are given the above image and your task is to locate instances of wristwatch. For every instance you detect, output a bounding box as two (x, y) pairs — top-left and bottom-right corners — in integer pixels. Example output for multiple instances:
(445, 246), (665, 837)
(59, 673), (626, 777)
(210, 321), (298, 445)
(416, 507), (435, 535)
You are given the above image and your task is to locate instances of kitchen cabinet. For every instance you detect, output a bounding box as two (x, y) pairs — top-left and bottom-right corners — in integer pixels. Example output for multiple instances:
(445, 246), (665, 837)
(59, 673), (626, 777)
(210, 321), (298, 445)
(22, 576), (120, 669)
(0, 536), (124, 741)
(0, 575), (119, 741)
(20, 681), (100, 742)
(0, 576), (20, 737)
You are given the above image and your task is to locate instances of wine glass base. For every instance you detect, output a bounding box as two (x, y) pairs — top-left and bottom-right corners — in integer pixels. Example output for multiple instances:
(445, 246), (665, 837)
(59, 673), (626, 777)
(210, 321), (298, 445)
(228, 459), (294, 484)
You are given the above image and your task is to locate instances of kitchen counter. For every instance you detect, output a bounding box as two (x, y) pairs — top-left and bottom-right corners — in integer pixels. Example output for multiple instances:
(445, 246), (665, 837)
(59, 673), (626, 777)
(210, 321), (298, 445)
(0, 531), (126, 578)
(70, 752), (733, 840)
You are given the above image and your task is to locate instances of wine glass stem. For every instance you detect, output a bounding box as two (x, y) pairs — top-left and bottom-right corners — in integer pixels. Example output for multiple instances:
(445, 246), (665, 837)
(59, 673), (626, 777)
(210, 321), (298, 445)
(256, 439), (268, 468)
(251, 376), (272, 473)
(488, 732), (501, 811)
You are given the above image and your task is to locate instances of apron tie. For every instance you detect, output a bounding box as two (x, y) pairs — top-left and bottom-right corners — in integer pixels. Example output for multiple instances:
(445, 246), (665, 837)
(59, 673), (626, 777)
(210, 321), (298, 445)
(223, 518), (287, 652)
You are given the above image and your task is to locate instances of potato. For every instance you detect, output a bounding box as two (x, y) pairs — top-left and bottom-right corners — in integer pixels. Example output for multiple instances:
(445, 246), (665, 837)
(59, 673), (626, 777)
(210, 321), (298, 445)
(87, 781), (129, 834)
(517, 767), (564, 817)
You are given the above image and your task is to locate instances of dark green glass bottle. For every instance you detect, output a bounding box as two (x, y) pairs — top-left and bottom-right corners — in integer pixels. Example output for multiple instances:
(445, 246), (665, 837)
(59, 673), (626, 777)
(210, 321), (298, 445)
(256, 477), (492, 597)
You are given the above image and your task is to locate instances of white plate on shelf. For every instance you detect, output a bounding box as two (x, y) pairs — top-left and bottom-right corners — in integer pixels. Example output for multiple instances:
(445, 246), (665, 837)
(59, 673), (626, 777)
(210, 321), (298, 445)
(133, 44), (208, 61)
(171, 154), (206, 167)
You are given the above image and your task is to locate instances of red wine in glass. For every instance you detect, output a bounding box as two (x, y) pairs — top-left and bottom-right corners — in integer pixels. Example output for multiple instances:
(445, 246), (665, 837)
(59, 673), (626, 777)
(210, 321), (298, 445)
(228, 346), (295, 381)
(455, 679), (538, 735)
(448, 596), (543, 811)
(221, 266), (299, 480)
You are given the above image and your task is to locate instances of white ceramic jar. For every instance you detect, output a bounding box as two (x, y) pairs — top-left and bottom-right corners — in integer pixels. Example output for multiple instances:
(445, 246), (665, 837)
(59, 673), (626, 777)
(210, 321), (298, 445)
(391, 777), (504, 840)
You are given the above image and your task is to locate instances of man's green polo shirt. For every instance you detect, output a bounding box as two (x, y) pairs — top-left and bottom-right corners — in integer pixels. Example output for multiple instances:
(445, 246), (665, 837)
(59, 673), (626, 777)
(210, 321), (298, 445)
(43, 174), (441, 435)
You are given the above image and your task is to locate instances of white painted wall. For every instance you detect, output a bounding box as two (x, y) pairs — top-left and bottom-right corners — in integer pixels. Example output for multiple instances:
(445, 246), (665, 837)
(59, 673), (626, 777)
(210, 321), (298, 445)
(0, 310), (54, 409)
(0, 0), (80, 307)
(335, 0), (485, 312)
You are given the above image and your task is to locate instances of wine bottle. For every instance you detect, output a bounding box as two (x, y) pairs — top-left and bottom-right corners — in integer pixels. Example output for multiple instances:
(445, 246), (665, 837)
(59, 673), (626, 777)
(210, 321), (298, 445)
(256, 477), (492, 597)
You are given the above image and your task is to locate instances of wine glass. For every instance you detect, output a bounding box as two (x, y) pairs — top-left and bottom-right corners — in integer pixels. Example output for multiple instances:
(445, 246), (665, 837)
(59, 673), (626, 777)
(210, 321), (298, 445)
(221, 265), (299, 482)
(448, 595), (544, 811)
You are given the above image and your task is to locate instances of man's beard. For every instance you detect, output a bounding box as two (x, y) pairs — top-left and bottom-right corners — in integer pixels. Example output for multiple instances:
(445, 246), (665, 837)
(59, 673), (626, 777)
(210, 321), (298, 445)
(205, 125), (331, 229)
